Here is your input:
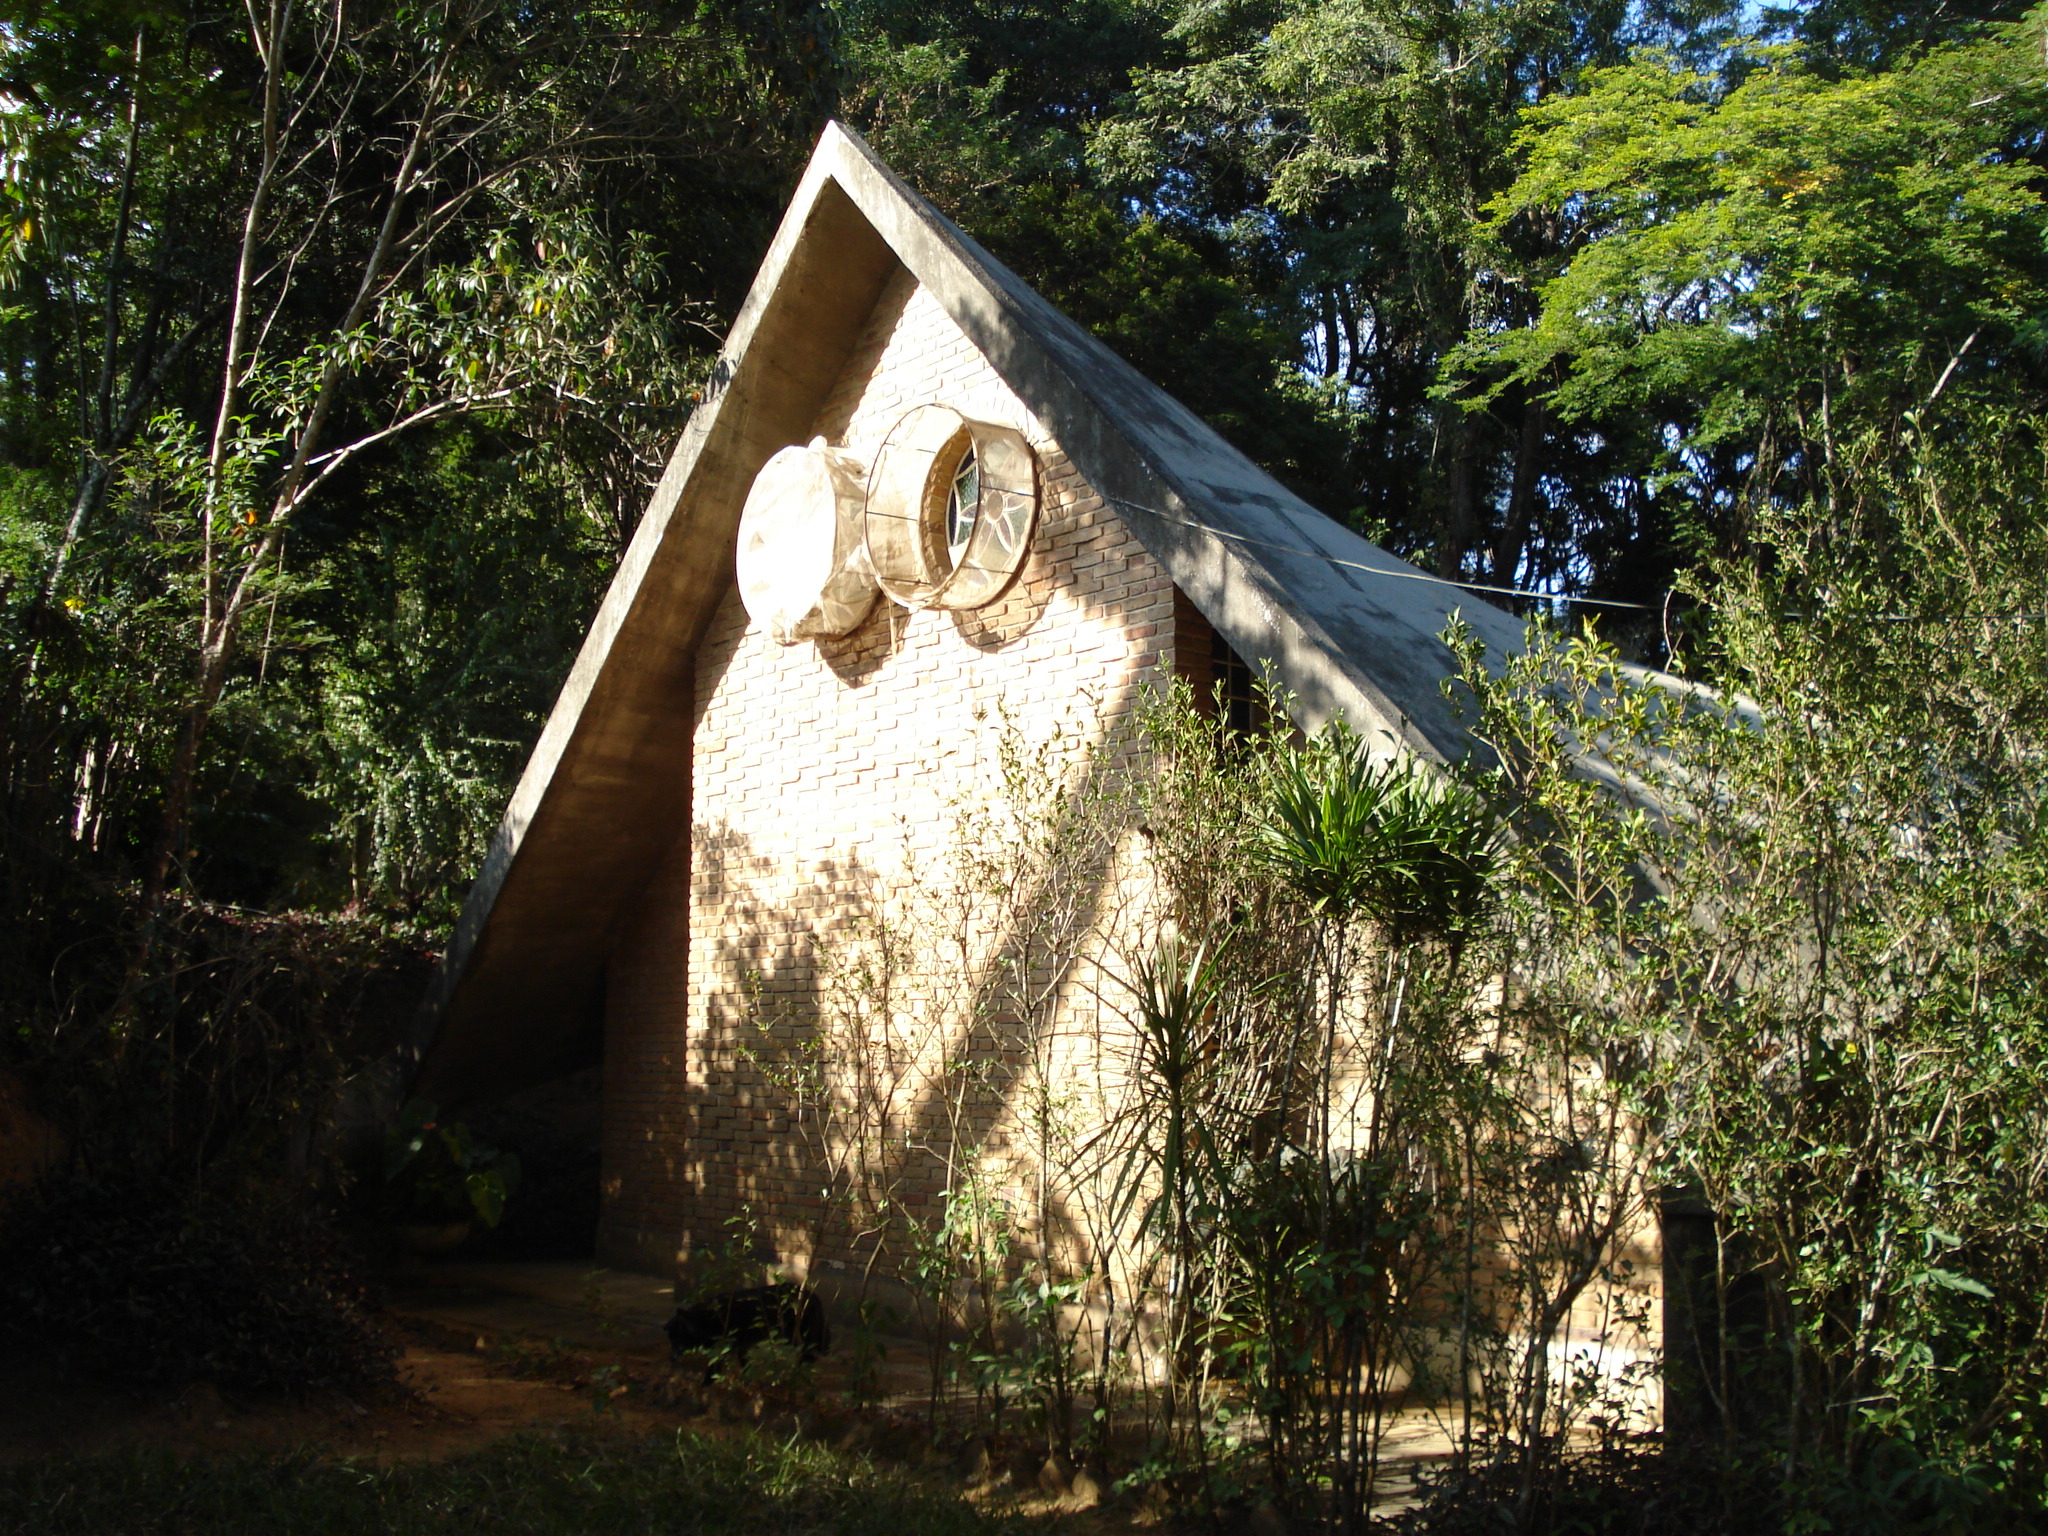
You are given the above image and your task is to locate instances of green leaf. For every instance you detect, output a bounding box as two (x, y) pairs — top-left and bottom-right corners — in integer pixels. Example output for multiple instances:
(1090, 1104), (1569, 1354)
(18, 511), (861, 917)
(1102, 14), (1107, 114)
(1923, 1268), (1993, 1300)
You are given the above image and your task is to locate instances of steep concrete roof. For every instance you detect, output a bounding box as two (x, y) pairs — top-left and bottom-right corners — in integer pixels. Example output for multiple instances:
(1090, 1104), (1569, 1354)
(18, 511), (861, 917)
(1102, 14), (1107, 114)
(412, 122), (1529, 1103)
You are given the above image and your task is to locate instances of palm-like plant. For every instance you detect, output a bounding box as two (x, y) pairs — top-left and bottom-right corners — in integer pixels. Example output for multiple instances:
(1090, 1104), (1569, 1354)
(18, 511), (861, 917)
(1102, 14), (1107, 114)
(1243, 727), (1502, 1527)
(1256, 726), (1499, 954)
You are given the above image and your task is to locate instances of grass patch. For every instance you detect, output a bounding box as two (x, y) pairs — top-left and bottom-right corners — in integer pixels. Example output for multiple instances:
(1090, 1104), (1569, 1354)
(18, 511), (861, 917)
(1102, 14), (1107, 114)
(0, 1426), (1029, 1536)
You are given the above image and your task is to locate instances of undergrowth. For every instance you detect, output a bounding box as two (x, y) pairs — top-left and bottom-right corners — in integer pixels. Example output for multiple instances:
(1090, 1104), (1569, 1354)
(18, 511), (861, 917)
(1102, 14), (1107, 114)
(0, 1171), (395, 1393)
(0, 1427), (1026, 1536)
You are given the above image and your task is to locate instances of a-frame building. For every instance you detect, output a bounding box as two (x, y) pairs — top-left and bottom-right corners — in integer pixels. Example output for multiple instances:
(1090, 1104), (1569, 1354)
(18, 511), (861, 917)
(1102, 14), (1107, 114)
(413, 122), (1535, 1277)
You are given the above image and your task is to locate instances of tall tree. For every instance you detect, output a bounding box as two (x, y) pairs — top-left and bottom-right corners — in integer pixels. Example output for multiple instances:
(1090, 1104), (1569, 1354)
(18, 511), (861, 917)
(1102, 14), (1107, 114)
(1084, 0), (1739, 605)
(1446, 13), (2048, 585)
(842, 0), (1356, 510)
(0, 0), (836, 939)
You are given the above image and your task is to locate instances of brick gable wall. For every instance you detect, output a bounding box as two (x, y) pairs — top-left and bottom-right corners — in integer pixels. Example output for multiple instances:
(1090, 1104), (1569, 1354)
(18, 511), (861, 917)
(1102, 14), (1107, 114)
(598, 267), (1178, 1277)
(591, 268), (1659, 1424)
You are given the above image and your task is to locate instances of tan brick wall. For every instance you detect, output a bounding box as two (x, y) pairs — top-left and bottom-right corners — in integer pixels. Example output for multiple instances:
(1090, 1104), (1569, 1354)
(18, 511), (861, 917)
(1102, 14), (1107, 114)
(591, 269), (1659, 1426)
(598, 267), (1178, 1278)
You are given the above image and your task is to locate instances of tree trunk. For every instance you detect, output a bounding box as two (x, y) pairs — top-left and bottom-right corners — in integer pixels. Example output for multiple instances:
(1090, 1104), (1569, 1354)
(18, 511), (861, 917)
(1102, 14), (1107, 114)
(1438, 411), (1478, 580)
(1492, 395), (1546, 588)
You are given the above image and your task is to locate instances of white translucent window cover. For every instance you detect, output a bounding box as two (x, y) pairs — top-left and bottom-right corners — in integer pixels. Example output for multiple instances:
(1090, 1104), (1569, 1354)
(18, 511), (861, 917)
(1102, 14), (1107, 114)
(865, 404), (1038, 612)
(735, 438), (879, 644)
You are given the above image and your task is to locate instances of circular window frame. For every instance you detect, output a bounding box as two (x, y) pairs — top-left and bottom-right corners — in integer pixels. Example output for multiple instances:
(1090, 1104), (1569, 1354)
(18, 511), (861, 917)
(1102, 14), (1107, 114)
(735, 438), (878, 645)
(865, 404), (1038, 611)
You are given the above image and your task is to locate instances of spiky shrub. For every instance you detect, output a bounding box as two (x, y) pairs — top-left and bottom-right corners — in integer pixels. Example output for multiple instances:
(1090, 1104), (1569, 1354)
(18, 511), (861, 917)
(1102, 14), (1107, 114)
(1102, 688), (1667, 1529)
(1255, 725), (1498, 950)
(1238, 728), (1506, 1528)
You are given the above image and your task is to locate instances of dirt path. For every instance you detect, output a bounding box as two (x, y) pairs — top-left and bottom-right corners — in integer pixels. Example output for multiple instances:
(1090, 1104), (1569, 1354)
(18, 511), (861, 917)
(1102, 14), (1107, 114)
(0, 1316), (645, 1467)
(0, 1258), (1444, 1529)
(0, 1261), (1136, 1525)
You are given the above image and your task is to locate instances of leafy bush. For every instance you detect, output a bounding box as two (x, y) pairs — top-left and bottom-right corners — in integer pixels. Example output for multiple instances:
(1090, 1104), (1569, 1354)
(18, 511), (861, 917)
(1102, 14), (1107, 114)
(1391, 1437), (2012, 1536)
(0, 1172), (395, 1393)
(383, 1098), (521, 1226)
(1446, 408), (2048, 1519)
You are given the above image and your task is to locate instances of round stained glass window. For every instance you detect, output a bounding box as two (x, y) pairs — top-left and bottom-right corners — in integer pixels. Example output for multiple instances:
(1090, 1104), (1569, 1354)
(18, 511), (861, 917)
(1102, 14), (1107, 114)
(865, 405), (1038, 611)
(945, 448), (980, 566)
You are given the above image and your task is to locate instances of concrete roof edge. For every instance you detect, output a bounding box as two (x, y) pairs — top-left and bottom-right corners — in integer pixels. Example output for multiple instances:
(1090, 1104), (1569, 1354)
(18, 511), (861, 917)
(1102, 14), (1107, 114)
(812, 123), (1525, 761)
(410, 137), (865, 1057)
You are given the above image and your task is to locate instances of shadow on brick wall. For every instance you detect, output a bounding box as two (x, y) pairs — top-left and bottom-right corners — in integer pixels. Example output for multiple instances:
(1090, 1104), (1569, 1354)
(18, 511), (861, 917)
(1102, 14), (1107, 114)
(676, 706), (1135, 1301)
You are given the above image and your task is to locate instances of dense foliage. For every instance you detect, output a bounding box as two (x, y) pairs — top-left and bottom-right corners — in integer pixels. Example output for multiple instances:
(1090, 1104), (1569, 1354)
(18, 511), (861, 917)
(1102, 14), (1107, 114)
(1445, 406), (2048, 1523)
(0, 1169), (395, 1391)
(2, 1), (2046, 1529)
(3, 0), (2040, 941)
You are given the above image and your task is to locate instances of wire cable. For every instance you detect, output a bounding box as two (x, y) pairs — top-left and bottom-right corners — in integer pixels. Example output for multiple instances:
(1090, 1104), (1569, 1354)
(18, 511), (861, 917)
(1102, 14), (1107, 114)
(1101, 494), (1661, 611)
(1103, 494), (2048, 627)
